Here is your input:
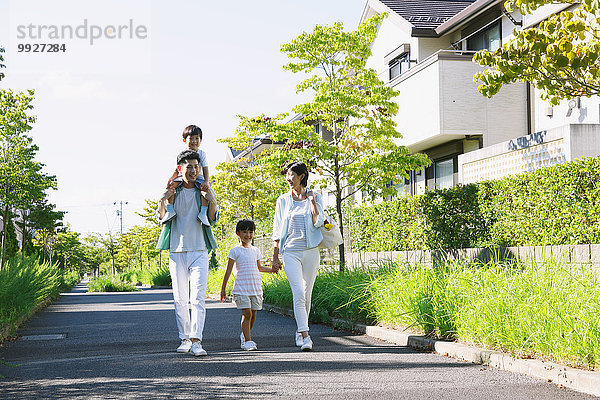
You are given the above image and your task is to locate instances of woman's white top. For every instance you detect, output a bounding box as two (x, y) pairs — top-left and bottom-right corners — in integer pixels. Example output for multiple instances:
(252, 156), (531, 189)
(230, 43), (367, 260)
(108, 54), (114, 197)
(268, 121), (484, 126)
(284, 199), (310, 251)
(272, 189), (324, 253)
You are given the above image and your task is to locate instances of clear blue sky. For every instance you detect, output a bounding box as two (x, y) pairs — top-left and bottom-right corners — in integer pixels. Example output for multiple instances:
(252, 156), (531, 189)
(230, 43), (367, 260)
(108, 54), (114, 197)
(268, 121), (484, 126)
(0, 0), (366, 235)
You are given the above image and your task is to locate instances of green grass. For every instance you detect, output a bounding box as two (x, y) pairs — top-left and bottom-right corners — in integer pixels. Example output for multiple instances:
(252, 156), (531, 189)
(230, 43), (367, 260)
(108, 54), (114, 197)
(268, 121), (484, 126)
(87, 275), (139, 292)
(120, 264), (171, 287)
(261, 258), (600, 370)
(0, 255), (80, 337)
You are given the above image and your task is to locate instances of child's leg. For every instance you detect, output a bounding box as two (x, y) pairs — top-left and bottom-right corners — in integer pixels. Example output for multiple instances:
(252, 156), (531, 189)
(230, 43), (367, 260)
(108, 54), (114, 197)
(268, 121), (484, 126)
(250, 310), (257, 330)
(241, 308), (253, 341)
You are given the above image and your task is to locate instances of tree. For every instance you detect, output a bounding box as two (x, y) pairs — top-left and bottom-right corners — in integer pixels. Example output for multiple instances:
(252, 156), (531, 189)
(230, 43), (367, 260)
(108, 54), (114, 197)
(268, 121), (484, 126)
(0, 47), (5, 81)
(474, 0), (600, 105)
(231, 14), (430, 268)
(211, 156), (287, 225)
(0, 88), (57, 269)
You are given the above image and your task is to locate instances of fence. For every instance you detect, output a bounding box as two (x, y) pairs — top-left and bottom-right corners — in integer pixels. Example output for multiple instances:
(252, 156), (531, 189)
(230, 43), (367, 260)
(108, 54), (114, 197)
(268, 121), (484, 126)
(346, 244), (600, 268)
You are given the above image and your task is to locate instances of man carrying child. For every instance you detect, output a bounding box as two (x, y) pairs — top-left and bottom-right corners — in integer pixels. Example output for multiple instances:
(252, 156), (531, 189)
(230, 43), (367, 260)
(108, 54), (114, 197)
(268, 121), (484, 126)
(157, 149), (219, 356)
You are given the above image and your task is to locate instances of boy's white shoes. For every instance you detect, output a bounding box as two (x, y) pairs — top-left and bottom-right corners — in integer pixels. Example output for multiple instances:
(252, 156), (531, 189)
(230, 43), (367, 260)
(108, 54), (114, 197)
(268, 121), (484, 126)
(197, 207), (210, 226)
(190, 341), (207, 356)
(240, 332), (246, 349)
(176, 338), (192, 353)
(242, 340), (258, 351)
(295, 332), (303, 347)
(161, 210), (177, 224)
(301, 335), (313, 351)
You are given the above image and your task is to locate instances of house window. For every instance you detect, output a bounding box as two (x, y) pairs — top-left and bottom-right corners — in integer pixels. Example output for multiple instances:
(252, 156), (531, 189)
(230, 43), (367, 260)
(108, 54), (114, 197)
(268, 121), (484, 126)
(467, 23), (500, 51)
(389, 52), (410, 80)
(434, 158), (454, 190)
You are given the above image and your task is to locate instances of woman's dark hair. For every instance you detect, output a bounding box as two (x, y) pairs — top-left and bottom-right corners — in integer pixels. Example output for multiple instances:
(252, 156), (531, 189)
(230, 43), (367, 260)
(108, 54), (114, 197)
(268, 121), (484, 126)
(182, 125), (203, 140)
(236, 219), (256, 232)
(283, 162), (309, 187)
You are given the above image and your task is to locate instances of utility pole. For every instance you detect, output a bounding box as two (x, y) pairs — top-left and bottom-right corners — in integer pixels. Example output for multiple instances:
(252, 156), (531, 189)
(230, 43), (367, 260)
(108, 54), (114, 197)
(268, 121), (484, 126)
(114, 201), (128, 235)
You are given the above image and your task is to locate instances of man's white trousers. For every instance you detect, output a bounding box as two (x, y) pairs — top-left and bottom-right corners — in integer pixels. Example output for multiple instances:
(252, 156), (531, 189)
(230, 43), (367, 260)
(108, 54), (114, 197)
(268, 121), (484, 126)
(168, 250), (209, 340)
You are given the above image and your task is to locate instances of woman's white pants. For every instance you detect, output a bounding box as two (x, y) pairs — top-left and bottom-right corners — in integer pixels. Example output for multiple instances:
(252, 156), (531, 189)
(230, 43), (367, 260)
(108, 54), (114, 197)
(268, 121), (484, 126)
(168, 251), (209, 340)
(283, 247), (320, 332)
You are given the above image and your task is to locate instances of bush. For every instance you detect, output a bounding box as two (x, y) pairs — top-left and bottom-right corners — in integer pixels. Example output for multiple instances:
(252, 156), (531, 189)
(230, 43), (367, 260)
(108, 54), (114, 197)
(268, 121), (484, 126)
(87, 275), (138, 292)
(0, 256), (80, 338)
(349, 156), (600, 251)
(262, 258), (600, 370)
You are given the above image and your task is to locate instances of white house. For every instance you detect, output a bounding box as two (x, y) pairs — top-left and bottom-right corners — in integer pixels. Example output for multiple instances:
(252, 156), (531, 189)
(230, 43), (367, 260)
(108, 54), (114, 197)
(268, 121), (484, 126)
(361, 0), (600, 193)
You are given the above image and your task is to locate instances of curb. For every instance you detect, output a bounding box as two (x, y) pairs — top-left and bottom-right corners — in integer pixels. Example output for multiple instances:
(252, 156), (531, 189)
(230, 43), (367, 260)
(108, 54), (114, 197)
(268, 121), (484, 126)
(263, 304), (600, 398)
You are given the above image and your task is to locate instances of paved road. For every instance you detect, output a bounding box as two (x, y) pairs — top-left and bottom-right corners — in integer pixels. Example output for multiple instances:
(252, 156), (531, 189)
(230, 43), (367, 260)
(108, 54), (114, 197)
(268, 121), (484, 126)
(0, 282), (595, 399)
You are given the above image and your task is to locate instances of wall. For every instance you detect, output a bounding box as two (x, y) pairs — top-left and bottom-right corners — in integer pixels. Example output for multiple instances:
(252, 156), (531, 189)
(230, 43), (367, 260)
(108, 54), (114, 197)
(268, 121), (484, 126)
(347, 244), (600, 268)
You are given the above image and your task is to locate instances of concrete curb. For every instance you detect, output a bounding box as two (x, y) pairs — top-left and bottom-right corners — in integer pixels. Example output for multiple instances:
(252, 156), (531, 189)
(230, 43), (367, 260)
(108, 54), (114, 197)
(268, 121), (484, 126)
(263, 304), (600, 398)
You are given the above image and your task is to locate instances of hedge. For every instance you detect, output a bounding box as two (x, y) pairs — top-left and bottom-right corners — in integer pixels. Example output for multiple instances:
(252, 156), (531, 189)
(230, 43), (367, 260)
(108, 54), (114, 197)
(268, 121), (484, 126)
(348, 156), (600, 251)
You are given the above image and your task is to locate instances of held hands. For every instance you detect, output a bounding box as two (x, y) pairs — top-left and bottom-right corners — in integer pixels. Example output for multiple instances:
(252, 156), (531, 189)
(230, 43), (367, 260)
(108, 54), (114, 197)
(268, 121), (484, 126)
(271, 256), (282, 272)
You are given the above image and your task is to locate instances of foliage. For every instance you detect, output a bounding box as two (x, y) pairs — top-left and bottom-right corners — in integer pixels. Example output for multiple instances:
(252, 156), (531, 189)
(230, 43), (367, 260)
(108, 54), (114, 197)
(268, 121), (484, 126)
(0, 89), (57, 268)
(227, 13), (430, 268)
(349, 156), (600, 251)
(0, 255), (79, 338)
(87, 275), (139, 292)
(212, 157), (287, 226)
(474, 0), (600, 105)
(261, 257), (600, 369)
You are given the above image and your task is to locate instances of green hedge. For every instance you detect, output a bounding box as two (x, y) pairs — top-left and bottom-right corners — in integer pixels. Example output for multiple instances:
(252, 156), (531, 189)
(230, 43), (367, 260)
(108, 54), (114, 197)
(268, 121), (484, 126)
(349, 156), (600, 251)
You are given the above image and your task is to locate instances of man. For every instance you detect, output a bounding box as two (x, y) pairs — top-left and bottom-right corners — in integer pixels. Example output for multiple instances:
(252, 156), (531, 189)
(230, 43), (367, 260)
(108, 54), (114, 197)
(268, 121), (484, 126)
(157, 149), (218, 356)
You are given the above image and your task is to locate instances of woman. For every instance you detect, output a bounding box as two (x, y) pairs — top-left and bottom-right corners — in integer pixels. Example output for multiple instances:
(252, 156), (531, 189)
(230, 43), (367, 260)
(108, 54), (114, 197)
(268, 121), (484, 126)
(272, 162), (324, 351)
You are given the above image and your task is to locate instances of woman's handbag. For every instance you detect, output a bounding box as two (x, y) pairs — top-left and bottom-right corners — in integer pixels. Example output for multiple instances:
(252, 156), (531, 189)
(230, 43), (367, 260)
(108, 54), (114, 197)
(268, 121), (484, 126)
(318, 214), (343, 249)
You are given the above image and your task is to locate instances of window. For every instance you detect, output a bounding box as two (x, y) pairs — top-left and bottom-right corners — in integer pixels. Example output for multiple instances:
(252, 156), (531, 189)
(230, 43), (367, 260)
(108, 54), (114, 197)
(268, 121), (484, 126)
(434, 159), (454, 190)
(389, 52), (410, 80)
(467, 23), (500, 51)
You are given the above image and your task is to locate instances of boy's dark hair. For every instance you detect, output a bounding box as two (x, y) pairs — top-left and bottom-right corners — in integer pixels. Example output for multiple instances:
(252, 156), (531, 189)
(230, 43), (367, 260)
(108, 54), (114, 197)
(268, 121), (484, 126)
(182, 125), (203, 140)
(282, 162), (309, 187)
(177, 149), (201, 165)
(236, 219), (256, 232)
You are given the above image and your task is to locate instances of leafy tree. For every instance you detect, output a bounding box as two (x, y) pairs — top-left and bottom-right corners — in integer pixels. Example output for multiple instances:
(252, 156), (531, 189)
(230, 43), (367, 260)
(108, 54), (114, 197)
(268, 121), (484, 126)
(0, 88), (57, 269)
(474, 0), (600, 105)
(212, 156), (287, 225)
(232, 14), (430, 268)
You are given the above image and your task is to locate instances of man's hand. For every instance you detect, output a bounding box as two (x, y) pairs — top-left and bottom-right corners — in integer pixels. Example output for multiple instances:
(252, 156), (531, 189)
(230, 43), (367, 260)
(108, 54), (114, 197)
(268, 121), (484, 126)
(220, 288), (227, 302)
(160, 188), (175, 203)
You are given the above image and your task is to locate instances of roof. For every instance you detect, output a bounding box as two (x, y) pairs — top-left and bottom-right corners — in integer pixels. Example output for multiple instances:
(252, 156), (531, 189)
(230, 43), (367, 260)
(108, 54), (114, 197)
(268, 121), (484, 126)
(379, 0), (478, 29)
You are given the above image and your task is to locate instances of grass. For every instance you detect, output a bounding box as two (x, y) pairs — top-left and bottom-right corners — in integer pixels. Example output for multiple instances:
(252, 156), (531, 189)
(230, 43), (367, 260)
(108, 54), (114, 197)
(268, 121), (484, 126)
(0, 255), (80, 337)
(87, 275), (139, 292)
(120, 264), (172, 287)
(260, 257), (600, 370)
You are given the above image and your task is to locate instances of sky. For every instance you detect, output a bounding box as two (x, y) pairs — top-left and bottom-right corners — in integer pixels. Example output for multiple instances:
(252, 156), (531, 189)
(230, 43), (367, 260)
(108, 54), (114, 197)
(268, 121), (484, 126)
(0, 0), (366, 236)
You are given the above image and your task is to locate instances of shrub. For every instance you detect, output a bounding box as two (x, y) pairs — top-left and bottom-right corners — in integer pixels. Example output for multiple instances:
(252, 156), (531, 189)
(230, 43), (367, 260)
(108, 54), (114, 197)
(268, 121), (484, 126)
(349, 156), (600, 251)
(87, 275), (138, 292)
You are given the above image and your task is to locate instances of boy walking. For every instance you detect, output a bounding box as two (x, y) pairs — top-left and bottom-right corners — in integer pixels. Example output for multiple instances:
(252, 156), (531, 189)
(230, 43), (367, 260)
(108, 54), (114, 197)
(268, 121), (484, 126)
(220, 219), (277, 351)
(157, 149), (219, 356)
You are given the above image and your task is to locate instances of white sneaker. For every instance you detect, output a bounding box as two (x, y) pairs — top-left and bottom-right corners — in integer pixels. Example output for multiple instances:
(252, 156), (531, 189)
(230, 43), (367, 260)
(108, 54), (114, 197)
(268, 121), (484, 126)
(240, 332), (246, 349)
(301, 336), (313, 351)
(197, 207), (210, 225)
(176, 338), (192, 353)
(190, 341), (207, 356)
(295, 332), (303, 347)
(242, 340), (257, 351)
(161, 210), (177, 224)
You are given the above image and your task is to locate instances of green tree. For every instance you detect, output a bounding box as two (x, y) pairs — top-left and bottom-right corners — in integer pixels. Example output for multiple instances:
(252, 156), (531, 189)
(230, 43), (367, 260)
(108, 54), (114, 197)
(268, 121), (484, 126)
(233, 14), (430, 268)
(212, 156), (286, 225)
(474, 0), (600, 105)
(0, 88), (57, 269)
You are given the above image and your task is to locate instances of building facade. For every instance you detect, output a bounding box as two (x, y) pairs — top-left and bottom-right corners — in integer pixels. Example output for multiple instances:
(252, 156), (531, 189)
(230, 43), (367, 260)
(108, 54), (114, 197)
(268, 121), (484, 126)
(361, 0), (600, 193)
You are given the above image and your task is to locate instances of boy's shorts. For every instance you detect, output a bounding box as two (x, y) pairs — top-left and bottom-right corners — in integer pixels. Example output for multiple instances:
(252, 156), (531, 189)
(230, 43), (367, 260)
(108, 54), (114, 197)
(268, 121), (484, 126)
(233, 294), (263, 310)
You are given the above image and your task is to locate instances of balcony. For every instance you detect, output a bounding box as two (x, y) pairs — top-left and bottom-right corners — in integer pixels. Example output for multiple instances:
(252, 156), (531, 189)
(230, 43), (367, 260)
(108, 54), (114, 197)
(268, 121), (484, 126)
(387, 50), (528, 153)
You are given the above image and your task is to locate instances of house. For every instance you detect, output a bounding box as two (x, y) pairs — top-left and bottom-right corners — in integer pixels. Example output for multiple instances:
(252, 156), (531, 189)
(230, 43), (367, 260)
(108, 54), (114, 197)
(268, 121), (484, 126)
(360, 0), (600, 193)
